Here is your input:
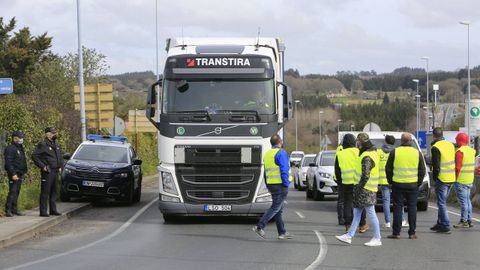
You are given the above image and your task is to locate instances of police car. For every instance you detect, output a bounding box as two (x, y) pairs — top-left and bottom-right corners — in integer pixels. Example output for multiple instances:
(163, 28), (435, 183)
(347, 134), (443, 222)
(60, 135), (143, 205)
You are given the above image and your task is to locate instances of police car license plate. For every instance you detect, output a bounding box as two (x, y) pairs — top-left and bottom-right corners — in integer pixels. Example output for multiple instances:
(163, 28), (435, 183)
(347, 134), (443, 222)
(82, 181), (104, 188)
(203, 204), (232, 212)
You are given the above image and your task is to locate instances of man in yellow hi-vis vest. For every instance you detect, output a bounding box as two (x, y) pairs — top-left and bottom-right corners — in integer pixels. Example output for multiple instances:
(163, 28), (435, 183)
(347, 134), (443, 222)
(385, 133), (426, 240)
(336, 133), (382, 247)
(253, 134), (293, 240)
(453, 132), (475, 228)
(430, 127), (456, 233)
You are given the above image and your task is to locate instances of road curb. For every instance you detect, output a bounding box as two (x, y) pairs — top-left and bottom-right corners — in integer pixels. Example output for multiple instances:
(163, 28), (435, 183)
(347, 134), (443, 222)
(0, 203), (91, 249)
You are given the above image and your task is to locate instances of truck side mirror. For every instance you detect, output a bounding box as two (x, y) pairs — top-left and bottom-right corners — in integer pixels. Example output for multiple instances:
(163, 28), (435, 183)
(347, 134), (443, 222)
(146, 79), (162, 122)
(277, 81), (293, 120)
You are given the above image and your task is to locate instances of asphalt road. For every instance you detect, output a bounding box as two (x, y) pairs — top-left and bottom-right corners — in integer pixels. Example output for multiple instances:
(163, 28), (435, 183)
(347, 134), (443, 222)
(1, 180), (479, 270)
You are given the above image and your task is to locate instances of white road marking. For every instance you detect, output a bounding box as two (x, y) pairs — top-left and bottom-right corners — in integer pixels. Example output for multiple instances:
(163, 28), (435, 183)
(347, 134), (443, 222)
(304, 230), (327, 270)
(6, 197), (158, 270)
(428, 205), (480, 223)
(295, 211), (305, 219)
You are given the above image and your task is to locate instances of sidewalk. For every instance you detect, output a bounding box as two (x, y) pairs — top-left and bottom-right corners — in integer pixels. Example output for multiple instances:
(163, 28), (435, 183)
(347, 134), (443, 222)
(0, 202), (90, 249)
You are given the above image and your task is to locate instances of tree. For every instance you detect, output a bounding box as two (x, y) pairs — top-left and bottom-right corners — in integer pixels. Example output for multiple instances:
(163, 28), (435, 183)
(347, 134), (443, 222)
(0, 17), (53, 94)
(350, 79), (364, 92)
(383, 93), (390, 104)
(63, 47), (110, 84)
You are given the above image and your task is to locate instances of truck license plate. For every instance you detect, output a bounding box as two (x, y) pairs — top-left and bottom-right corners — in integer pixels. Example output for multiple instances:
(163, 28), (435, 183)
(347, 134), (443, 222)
(203, 204), (232, 212)
(82, 180), (104, 187)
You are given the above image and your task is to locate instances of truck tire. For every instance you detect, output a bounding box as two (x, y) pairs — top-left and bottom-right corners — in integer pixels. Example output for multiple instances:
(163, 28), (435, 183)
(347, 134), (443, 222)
(313, 180), (324, 201)
(417, 201), (428, 211)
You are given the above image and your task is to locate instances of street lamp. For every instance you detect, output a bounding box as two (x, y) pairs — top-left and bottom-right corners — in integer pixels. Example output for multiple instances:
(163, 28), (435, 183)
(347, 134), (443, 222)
(76, 0), (86, 141)
(421, 56), (430, 130)
(413, 79), (420, 137)
(460, 20), (471, 141)
(295, 100), (301, 151)
(337, 119), (342, 134)
(416, 95), (421, 138)
(319, 110), (324, 152)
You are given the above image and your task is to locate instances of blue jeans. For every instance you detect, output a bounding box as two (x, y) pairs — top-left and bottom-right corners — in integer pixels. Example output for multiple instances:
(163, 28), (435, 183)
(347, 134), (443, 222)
(257, 185), (288, 235)
(435, 181), (452, 229)
(455, 183), (473, 223)
(380, 186), (406, 224)
(347, 205), (381, 240)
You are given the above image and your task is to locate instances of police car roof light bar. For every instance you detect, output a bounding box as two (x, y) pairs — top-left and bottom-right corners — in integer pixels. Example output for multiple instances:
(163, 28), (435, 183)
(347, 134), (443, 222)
(87, 134), (128, 143)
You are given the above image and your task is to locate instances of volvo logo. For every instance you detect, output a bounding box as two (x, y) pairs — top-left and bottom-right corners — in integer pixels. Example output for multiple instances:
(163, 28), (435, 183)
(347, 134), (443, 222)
(214, 127), (222, 135)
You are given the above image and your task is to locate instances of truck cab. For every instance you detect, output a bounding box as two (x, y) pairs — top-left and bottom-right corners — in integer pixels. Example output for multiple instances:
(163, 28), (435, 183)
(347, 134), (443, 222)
(146, 38), (293, 221)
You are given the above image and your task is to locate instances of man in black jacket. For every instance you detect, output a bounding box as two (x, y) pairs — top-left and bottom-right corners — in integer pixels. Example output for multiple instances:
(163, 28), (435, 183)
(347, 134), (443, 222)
(385, 133), (426, 239)
(4, 131), (27, 217)
(32, 127), (64, 217)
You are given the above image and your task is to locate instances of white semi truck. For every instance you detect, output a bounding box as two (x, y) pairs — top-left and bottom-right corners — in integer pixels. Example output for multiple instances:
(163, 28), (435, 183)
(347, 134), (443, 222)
(146, 38), (293, 221)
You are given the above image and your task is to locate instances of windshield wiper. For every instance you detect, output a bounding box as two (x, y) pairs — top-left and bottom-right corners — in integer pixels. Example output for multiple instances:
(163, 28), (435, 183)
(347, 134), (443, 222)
(220, 110), (260, 122)
(173, 110), (211, 122)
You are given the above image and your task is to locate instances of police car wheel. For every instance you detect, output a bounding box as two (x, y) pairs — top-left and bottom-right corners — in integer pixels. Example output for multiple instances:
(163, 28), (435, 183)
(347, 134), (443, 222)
(60, 191), (71, 202)
(313, 180), (324, 201)
(133, 183), (142, 203)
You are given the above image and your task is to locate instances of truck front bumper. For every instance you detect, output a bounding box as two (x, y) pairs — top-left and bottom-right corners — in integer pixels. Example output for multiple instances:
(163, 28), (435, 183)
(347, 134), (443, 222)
(158, 196), (271, 217)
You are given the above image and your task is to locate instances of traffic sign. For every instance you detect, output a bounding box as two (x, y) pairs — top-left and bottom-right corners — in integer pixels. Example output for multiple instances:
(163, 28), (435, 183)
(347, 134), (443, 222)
(0, 78), (13, 94)
(416, 131), (427, 149)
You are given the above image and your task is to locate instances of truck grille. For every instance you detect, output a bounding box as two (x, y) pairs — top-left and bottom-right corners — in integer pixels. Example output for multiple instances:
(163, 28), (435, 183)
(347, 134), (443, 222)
(186, 190), (250, 201)
(182, 174), (254, 185)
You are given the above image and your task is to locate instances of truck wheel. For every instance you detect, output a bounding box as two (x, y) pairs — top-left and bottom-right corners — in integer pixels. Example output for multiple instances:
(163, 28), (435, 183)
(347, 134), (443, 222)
(313, 180), (324, 201)
(417, 201), (428, 211)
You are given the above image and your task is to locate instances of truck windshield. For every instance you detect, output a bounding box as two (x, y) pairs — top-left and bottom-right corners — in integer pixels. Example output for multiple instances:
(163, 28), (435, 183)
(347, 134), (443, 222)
(73, 145), (129, 163)
(162, 79), (275, 115)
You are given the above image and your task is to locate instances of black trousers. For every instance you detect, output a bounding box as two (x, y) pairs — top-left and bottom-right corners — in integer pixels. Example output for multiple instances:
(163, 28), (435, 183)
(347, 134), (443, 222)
(5, 176), (23, 213)
(337, 182), (345, 224)
(343, 184), (366, 226)
(392, 186), (418, 236)
(40, 170), (58, 215)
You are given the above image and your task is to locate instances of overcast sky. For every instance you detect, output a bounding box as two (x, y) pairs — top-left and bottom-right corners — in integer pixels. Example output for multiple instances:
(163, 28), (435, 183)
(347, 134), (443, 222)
(2, 0), (480, 75)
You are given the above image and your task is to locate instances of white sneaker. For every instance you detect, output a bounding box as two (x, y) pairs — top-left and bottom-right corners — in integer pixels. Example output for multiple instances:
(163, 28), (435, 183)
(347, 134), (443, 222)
(364, 238), (382, 247)
(278, 232), (293, 239)
(335, 234), (352, 244)
(402, 220), (409, 227)
(384, 222), (391, 228)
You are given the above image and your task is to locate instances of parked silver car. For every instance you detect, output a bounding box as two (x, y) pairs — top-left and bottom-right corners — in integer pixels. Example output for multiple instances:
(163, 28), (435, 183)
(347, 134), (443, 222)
(293, 154), (316, 191)
(305, 151), (338, 201)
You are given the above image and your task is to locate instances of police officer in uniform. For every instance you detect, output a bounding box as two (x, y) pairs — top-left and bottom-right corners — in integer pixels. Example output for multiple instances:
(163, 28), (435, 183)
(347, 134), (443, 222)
(32, 127), (63, 217)
(253, 134), (293, 239)
(4, 131), (27, 217)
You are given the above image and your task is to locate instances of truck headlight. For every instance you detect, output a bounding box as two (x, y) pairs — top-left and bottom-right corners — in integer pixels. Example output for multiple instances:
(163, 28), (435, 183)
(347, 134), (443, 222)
(256, 195), (272, 203)
(256, 180), (270, 196)
(161, 171), (178, 195)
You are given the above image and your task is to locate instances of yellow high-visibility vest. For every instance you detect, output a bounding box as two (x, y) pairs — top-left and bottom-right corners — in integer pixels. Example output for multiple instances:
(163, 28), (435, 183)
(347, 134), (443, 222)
(432, 140), (456, 183)
(457, 145), (476, 185)
(337, 147), (359, 185)
(392, 146), (420, 184)
(354, 150), (379, 192)
(264, 148), (293, 184)
(377, 149), (390, 185)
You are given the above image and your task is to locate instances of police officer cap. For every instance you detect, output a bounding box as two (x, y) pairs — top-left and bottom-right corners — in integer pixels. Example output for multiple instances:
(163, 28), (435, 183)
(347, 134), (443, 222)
(45, 127), (57, 133)
(12, 131), (24, 138)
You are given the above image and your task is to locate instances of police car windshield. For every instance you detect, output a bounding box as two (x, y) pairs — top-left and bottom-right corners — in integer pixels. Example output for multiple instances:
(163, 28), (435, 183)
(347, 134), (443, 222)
(73, 145), (129, 163)
(320, 153), (335, 166)
(163, 79), (275, 115)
